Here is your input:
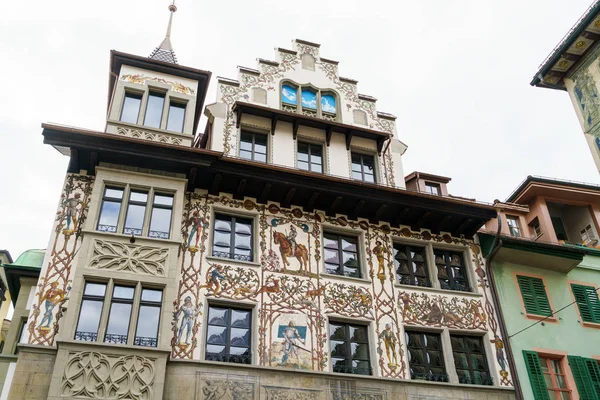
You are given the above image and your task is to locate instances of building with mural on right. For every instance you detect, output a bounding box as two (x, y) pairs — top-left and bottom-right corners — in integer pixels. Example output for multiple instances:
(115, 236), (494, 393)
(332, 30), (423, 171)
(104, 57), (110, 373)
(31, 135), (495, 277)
(480, 175), (600, 400)
(531, 0), (600, 173)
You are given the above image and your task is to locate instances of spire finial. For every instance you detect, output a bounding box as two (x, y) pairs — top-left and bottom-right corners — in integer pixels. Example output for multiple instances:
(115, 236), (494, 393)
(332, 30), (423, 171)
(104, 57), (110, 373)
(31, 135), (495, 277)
(149, 1), (178, 64)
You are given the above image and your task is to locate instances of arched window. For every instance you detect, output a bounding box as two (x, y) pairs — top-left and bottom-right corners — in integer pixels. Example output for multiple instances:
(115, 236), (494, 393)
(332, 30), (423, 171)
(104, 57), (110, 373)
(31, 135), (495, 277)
(353, 109), (367, 125)
(281, 83), (298, 112)
(321, 92), (337, 121)
(252, 87), (267, 104)
(301, 54), (315, 71)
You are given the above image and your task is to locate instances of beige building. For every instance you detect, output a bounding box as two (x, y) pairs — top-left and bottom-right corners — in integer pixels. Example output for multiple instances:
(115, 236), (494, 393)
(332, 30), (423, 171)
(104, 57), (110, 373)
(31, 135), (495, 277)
(6, 5), (517, 400)
(531, 1), (600, 173)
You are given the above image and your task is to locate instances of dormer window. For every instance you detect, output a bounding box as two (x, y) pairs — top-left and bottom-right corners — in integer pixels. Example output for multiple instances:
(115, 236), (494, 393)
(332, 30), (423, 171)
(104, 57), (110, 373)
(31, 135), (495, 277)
(144, 92), (166, 129)
(120, 92), (142, 124)
(280, 82), (338, 121)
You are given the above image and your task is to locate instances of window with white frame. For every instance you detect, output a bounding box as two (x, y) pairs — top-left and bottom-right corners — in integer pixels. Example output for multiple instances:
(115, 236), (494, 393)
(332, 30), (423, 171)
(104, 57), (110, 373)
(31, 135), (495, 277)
(74, 280), (162, 348)
(506, 215), (521, 237)
(96, 184), (174, 239)
(580, 224), (596, 243)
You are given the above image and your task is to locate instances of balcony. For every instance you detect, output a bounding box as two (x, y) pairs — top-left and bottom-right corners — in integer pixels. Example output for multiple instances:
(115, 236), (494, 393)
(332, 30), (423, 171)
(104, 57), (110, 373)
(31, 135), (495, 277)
(547, 201), (599, 247)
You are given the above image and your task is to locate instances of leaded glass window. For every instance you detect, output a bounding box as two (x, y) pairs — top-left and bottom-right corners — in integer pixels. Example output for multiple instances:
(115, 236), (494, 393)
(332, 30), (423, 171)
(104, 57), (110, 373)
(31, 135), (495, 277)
(323, 233), (360, 278)
(435, 250), (469, 292)
(205, 306), (251, 364)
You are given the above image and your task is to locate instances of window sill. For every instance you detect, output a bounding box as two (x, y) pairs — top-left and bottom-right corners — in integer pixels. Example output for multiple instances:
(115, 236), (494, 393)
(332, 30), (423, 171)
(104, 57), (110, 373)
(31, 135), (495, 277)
(581, 321), (600, 329)
(82, 229), (181, 246)
(394, 283), (482, 297)
(205, 255), (261, 268)
(320, 272), (371, 285)
(524, 313), (558, 323)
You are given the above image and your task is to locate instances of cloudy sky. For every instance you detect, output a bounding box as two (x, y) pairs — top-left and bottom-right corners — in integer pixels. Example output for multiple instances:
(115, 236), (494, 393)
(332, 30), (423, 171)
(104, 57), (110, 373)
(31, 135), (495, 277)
(1, 0), (599, 258)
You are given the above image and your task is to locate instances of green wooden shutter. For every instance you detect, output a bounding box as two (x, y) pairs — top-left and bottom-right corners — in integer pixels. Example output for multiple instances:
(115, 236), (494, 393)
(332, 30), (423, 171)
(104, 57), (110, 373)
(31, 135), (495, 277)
(523, 350), (551, 400)
(571, 284), (600, 323)
(517, 276), (552, 316)
(584, 358), (600, 397)
(568, 355), (599, 400)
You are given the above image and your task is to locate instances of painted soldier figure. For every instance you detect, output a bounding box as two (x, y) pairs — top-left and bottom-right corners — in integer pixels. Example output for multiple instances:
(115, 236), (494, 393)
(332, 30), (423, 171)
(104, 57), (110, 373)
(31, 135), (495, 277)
(281, 321), (305, 365)
(490, 335), (507, 371)
(378, 323), (398, 367)
(187, 210), (205, 248)
(287, 225), (298, 253)
(38, 282), (66, 329)
(372, 241), (386, 277)
(201, 265), (226, 295)
(63, 193), (84, 231)
(175, 296), (200, 345)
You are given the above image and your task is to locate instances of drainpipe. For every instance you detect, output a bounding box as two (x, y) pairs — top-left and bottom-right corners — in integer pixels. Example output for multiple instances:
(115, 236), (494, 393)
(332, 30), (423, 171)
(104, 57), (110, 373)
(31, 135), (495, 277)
(485, 214), (523, 400)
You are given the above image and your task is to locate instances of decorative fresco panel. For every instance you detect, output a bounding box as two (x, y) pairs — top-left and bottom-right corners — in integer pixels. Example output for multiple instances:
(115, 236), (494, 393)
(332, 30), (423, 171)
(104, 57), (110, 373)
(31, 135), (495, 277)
(167, 191), (512, 386)
(121, 73), (195, 95)
(196, 372), (257, 400)
(89, 239), (168, 276)
(28, 173), (94, 346)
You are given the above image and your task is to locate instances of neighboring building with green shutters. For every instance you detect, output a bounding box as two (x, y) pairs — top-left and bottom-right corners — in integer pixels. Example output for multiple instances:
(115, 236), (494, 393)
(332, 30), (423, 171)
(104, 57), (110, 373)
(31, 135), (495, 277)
(480, 176), (600, 399)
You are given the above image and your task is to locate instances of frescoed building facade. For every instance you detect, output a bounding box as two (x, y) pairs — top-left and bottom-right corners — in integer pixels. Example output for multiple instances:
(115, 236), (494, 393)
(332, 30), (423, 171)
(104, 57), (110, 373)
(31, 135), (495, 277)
(480, 176), (600, 400)
(531, 1), (600, 173)
(4, 9), (516, 400)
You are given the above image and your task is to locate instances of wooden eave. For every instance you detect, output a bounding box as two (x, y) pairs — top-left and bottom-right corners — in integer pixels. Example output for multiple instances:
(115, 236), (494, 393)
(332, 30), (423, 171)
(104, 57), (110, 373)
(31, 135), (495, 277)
(232, 101), (390, 152)
(42, 124), (496, 238)
(108, 50), (212, 135)
(506, 176), (600, 204)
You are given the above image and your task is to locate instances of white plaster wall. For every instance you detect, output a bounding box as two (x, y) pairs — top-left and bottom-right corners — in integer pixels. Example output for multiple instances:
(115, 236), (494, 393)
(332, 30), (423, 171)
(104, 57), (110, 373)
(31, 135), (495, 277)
(328, 133), (349, 178)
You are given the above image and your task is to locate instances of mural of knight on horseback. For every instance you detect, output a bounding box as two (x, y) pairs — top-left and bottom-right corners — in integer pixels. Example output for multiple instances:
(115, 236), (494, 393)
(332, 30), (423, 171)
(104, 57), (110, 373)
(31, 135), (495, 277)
(273, 223), (309, 274)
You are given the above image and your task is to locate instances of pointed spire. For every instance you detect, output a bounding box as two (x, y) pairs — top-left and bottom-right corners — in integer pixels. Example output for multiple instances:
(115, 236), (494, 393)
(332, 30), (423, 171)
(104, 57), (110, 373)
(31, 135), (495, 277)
(149, 1), (178, 64)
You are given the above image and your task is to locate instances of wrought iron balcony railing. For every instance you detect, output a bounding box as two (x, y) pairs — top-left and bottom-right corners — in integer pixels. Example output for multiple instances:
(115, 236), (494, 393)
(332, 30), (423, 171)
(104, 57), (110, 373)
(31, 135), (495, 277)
(104, 334), (128, 345)
(74, 331), (98, 342)
(205, 352), (251, 365)
(134, 336), (158, 347)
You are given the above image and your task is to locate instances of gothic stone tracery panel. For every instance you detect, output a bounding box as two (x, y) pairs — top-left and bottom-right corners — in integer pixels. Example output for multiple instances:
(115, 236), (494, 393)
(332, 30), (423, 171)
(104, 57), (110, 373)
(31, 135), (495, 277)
(89, 239), (169, 276)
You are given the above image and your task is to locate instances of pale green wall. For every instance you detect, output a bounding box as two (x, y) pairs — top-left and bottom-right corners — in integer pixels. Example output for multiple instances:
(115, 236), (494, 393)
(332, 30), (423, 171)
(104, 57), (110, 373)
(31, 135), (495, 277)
(493, 254), (600, 399)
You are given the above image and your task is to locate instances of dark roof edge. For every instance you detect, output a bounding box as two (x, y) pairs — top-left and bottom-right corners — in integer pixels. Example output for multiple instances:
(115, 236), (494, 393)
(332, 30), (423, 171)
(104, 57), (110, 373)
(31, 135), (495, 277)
(506, 175), (600, 202)
(530, 0), (600, 86)
(478, 232), (593, 258)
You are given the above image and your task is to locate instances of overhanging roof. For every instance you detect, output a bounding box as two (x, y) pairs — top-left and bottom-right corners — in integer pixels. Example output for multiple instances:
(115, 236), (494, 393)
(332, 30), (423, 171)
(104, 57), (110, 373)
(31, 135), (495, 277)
(531, 1), (600, 89)
(479, 232), (591, 273)
(108, 50), (212, 135)
(42, 123), (496, 238)
(506, 175), (600, 204)
(2, 264), (41, 306)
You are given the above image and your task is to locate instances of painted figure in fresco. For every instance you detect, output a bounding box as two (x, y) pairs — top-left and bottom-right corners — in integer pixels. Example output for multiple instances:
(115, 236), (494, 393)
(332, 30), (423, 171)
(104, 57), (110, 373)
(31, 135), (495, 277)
(280, 321), (306, 365)
(424, 302), (443, 324)
(201, 265), (226, 295)
(38, 282), (66, 329)
(490, 335), (507, 371)
(372, 241), (386, 279)
(378, 324), (398, 367)
(63, 193), (84, 231)
(470, 300), (487, 328)
(400, 292), (413, 319)
(187, 210), (206, 248)
(287, 225), (298, 253)
(174, 296), (200, 345)
(273, 231), (309, 273)
(256, 279), (280, 295)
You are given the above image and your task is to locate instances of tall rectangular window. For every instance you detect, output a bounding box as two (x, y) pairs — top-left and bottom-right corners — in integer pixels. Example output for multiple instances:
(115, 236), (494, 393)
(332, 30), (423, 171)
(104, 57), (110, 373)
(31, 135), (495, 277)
(425, 183), (441, 196)
(517, 275), (553, 317)
(104, 286), (134, 345)
(205, 306), (251, 364)
(166, 102), (186, 132)
(539, 356), (572, 399)
(97, 187), (124, 233)
(351, 153), (376, 183)
(134, 289), (162, 347)
(405, 331), (447, 381)
(329, 322), (371, 375)
(239, 131), (267, 162)
(123, 190), (148, 236)
(571, 284), (600, 324)
(74, 282), (106, 342)
(394, 244), (430, 287)
(451, 335), (492, 385)
(143, 92), (165, 129)
(323, 233), (360, 278)
(434, 250), (470, 292)
(212, 214), (254, 262)
(297, 142), (323, 173)
(120, 92), (142, 124)
(149, 194), (173, 239)
(507, 216), (522, 237)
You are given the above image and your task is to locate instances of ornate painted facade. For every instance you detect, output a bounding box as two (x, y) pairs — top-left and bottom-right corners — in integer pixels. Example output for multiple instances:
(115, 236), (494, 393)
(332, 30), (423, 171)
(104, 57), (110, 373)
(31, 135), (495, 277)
(4, 37), (516, 400)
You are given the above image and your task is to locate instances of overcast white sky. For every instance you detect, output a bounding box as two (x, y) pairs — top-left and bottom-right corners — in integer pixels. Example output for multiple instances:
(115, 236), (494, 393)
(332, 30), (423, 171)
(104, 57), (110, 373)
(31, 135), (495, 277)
(1, 0), (599, 258)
